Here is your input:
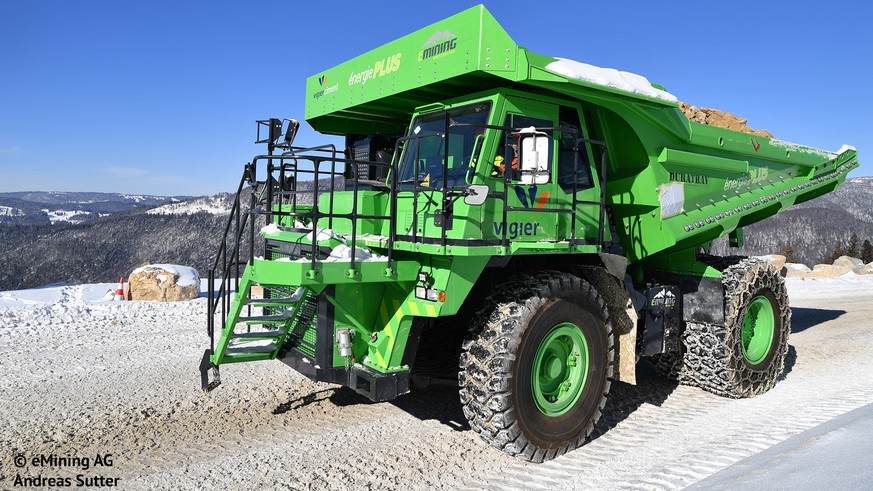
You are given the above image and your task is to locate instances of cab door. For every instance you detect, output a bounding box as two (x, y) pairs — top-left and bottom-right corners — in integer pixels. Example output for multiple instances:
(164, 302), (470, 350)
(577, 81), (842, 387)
(553, 105), (603, 247)
(484, 97), (559, 243)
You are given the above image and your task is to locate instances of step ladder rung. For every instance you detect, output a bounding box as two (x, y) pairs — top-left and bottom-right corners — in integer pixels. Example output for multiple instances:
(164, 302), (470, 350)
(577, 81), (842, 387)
(238, 308), (295, 324)
(226, 342), (277, 355)
(244, 297), (300, 306)
(245, 286), (306, 305)
(231, 328), (287, 340)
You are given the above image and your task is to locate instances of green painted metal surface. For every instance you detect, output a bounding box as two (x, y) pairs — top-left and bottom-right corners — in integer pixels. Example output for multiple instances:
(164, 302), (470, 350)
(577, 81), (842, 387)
(532, 323), (589, 417)
(303, 4), (859, 269)
(210, 4), (859, 381)
(742, 295), (776, 366)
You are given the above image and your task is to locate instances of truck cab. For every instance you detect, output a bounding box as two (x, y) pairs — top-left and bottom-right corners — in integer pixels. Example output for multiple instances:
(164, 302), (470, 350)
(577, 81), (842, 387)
(356, 90), (609, 253)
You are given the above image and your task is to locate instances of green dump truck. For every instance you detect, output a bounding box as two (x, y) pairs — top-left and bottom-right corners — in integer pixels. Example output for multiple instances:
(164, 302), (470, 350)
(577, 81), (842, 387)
(200, 5), (859, 462)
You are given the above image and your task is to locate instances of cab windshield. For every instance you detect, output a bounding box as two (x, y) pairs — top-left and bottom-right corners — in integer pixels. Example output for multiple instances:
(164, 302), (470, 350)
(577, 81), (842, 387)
(397, 101), (491, 189)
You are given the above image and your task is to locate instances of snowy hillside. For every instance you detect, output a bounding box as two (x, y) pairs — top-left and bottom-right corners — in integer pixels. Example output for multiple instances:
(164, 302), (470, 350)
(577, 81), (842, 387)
(0, 191), (191, 225)
(146, 194), (233, 215)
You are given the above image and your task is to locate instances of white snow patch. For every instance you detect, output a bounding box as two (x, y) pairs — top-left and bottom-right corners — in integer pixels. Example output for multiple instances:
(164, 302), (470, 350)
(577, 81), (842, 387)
(147, 196), (229, 216)
(307, 227), (343, 242)
(325, 244), (387, 262)
(289, 243), (386, 263)
(0, 206), (24, 217)
(785, 274), (873, 300)
(769, 139), (835, 159)
(260, 223), (281, 235)
(42, 209), (92, 224)
(783, 263), (812, 273)
(545, 58), (678, 102)
(837, 144), (857, 154)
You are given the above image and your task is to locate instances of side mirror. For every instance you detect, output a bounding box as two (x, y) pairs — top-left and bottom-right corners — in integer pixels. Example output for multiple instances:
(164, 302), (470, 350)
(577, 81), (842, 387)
(268, 118), (283, 143)
(517, 127), (550, 185)
(283, 119), (300, 146)
(464, 184), (489, 206)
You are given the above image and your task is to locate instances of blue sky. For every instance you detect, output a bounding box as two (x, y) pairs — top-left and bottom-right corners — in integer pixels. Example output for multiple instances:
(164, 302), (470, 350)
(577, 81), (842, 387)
(1, 1), (870, 196)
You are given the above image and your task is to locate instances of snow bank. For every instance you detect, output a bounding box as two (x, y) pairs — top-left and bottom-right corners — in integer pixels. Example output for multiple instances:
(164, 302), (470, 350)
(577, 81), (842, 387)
(545, 58), (678, 102)
(785, 273), (873, 300)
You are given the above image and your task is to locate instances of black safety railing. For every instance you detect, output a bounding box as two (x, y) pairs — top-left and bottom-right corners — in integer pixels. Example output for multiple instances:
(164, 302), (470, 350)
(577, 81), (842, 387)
(207, 120), (609, 352)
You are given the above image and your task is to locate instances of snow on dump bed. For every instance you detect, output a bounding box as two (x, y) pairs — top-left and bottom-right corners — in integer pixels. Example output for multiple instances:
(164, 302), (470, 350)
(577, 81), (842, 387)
(280, 243), (387, 263)
(545, 58), (678, 102)
(260, 222), (386, 262)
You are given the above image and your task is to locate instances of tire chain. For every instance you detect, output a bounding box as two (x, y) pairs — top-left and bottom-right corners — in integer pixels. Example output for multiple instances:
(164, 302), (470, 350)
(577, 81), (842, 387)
(458, 271), (614, 462)
(650, 257), (791, 398)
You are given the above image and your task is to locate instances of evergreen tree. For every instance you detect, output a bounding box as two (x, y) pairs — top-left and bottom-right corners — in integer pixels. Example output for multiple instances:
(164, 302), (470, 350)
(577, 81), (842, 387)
(846, 232), (860, 259)
(862, 239), (873, 264)
(828, 239), (844, 263)
(777, 243), (799, 264)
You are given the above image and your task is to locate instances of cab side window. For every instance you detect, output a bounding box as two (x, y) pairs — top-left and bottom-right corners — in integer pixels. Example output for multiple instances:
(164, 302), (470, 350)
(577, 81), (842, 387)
(491, 114), (553, 181)
(557, 106), (593, 192)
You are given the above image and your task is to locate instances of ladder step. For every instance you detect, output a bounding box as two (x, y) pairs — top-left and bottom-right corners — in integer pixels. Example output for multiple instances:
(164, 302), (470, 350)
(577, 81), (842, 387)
(244, 298), (300, 306)
(238, 308), (295, 324)
(226, 342), (277, 355)
(231, 328), (287, 340)
(245, 286), (306, 305)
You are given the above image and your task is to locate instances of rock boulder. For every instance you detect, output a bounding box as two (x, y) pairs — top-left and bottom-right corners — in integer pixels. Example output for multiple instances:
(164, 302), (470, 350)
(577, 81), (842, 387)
(810, 264), (852, 278)
(129, 264), (200, 302)
(833, 256), (864, 270)
(757, 255), (787, 271)
(678, 102), (774, 138)
(782, 263), (811, 278)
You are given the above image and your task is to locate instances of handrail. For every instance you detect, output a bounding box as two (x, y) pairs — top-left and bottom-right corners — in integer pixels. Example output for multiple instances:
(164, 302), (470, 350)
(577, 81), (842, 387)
(207, 124), (611, 352)
(207, 168), (253, 353)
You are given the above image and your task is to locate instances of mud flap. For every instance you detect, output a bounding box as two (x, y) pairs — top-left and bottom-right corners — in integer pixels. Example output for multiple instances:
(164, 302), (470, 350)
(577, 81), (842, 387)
(199, 349), (222, 392)
(642, 286), (682, 356)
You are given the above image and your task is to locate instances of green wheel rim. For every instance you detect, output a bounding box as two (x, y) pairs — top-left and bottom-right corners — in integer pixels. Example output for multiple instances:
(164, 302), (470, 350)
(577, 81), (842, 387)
(531, 322), (589, 417)
(741, 295), (776, 365)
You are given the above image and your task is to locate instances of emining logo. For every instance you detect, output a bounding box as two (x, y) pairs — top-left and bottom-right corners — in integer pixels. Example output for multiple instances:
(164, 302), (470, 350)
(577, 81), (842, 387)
(313, 74), (338, 100)
(418, 30), (458, 61)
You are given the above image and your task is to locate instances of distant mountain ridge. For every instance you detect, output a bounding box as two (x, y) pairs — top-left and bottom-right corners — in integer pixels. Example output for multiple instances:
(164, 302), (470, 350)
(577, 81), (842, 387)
(0, 177), (870, 291)
(0, 191), (192, 225)
(712, 176), (873, 265)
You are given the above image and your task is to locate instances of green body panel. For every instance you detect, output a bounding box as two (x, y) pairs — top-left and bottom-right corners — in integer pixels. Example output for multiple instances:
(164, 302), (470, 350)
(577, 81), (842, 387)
(210, 5), (859, 380)
(303, 4), (858, 270)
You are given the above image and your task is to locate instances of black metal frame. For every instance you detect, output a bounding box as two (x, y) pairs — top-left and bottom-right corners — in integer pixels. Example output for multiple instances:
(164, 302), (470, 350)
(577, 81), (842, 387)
(206, 117), (610, 370)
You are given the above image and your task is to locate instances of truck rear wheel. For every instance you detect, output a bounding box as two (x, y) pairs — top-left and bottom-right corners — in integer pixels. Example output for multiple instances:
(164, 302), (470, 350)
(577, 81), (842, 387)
(459, 271), (613, 462)
(654, 258), (790, 398)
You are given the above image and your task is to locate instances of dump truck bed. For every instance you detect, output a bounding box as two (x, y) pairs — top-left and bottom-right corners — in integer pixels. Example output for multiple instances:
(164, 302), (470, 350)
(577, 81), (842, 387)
(304, 4), (859, 265)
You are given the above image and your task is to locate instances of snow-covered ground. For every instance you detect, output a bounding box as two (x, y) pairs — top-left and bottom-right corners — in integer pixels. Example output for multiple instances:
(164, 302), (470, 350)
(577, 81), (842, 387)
(1, 275), (872, 489)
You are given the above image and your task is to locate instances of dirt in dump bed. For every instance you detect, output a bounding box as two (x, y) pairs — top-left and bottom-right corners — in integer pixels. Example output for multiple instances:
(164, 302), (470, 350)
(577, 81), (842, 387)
(679, 101), (774, 138)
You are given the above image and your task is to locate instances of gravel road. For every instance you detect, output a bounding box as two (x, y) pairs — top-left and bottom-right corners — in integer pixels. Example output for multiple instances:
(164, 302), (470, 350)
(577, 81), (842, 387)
(1, 276), (871, 489)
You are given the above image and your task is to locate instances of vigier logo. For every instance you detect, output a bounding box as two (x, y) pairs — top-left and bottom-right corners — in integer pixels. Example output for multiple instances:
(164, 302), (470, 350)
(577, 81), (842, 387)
(513, 185), (550, 214)
(313, 74), (338, 100)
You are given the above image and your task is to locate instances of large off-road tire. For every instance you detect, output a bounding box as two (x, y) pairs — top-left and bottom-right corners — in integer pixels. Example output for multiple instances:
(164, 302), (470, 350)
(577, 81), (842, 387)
(459, 271), (613, 462)
(652, 257), (790, 398)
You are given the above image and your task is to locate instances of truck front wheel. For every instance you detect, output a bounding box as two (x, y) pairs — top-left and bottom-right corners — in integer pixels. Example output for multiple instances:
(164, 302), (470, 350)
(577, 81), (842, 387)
(459, 271), (613, 462)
